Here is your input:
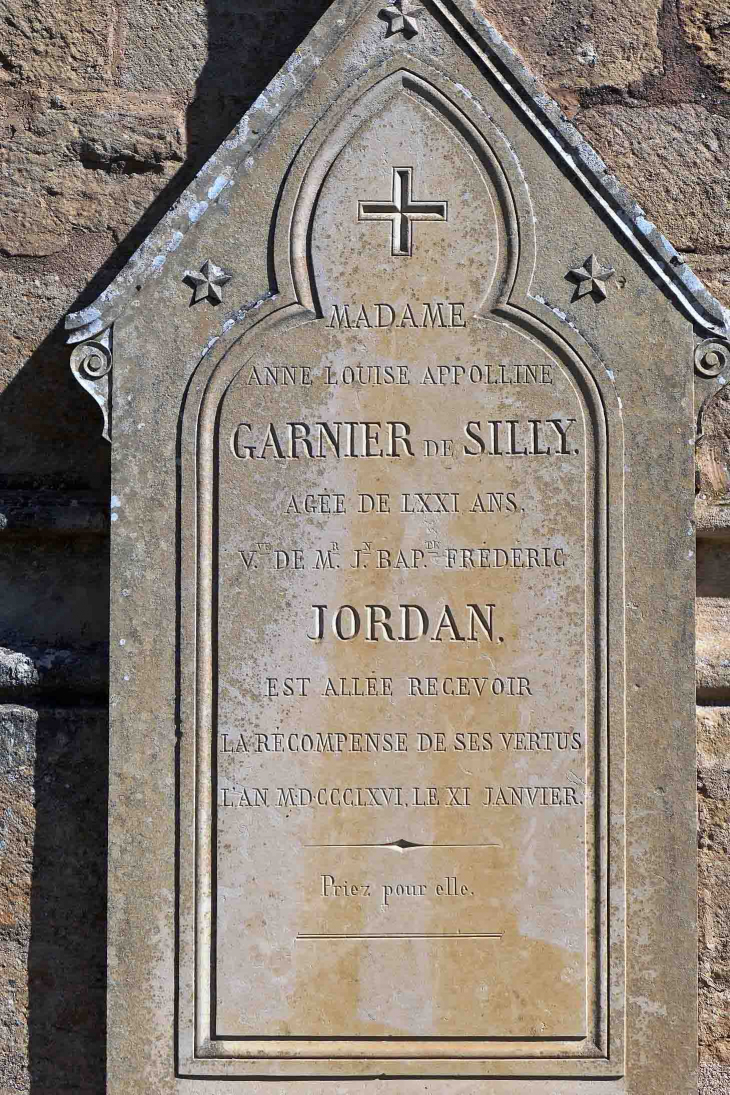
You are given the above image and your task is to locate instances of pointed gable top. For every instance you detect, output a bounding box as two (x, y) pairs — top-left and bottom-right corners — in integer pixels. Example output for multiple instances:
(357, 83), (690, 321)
(65, 0), (729, 347)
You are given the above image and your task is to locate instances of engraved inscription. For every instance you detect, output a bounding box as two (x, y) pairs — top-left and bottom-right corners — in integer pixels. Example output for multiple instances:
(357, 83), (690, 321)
(182, 61), (620, 1069)
(228, 417), (578, 460)
(213, 317), (593, 1041)
(326, 301), (465, 328)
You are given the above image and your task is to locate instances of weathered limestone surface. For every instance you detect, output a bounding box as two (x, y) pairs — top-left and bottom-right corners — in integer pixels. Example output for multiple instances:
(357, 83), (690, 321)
(0, 0), (729, 1090)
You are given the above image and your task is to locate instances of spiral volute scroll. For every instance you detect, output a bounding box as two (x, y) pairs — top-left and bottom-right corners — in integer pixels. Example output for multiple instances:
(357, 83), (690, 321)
(694, 335), (730, 444)
(695, 338), (730, 380)
(74, 340), (112, 379)
(70, 328), (113, 442)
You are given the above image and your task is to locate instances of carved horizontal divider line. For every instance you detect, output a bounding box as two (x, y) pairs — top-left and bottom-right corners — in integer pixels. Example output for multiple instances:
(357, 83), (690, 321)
(295, 932), (505, 940)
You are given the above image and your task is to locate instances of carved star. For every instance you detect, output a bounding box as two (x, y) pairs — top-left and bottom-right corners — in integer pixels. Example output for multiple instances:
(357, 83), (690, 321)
(568, 253), (615, 301)
(184, 259), (232, 305)
(381, 0), (424, 37)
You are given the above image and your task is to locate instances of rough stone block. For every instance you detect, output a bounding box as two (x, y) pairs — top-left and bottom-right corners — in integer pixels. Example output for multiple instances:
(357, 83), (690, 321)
(0, 704), (107, 1094)
(0, 272), (73, 386)
(0, 536), (109, 651)
(698, 706), (730, 801)
(0, 0), (113, 87)
(680, 0), (730, 91)
(118, 0), (208, 93)
(118, 0), (331, 96)
(697, 384), (730, 503)
(697, 542), (730, 699)
(700, 1059), (730, 1094)
(0, 91), (184, 259)
(477, 0), (663, 90)
(0, 644), (108, 702)
(699, 839), (730, 1057)
(576, 105), (730, 253)
(0, 705), (33, 1094)
(698, 708), (730, 1076)
(696, 498), (730, 538)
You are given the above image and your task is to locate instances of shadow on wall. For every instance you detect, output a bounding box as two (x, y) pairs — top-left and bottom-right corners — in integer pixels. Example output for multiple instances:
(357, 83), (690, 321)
(28, 707), (108, 1095)
(1, 0), (332, 491)
(21, 4), (332, 1092)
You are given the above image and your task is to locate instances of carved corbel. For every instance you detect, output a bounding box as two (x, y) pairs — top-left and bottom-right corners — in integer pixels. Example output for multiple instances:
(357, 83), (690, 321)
(68, 326), (113, 443)
(695, 335), (730, 442)
(694, 334), (730, 500)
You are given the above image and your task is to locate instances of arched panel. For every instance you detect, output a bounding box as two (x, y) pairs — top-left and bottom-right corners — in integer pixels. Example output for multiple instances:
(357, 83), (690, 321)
(178, 39), (624, 1085)
(276, 65), (536, 316)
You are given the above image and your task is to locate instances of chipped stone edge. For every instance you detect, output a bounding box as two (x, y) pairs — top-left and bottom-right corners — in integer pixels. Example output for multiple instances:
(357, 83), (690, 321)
(64, 0), (730, 349)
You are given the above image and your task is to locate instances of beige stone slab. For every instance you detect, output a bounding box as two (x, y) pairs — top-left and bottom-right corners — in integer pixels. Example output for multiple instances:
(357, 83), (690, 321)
(214, 327), (589, 1041)
(64, 0), (710, 1090)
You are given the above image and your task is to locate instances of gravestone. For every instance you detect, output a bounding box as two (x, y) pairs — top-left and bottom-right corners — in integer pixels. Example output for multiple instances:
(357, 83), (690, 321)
(65, 0), (728, 1090)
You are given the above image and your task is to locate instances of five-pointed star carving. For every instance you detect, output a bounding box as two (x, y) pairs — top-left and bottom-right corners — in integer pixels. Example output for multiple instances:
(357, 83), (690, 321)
(568, 253), (615, 301)
(381, 0), (424, 37)
(184, 259), (232, 305)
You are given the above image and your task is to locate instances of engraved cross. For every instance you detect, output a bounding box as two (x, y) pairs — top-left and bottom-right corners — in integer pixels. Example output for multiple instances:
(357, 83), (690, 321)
(358, 167), (448, 257)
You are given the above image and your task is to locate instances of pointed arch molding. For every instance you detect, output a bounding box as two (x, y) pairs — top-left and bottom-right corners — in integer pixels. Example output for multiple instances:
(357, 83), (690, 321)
(65, 2), (730, 440)
(281, 65), (535, 315)
(64, 0), (730, 423)
(177, 55), (625, 1081)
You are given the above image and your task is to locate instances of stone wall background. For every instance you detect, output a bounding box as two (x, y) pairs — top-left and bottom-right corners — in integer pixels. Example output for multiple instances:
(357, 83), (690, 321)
(1, 0), (729, 1091)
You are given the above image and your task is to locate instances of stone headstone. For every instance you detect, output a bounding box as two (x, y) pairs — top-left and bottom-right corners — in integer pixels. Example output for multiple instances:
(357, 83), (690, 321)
(67, 1), (728, 1090)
